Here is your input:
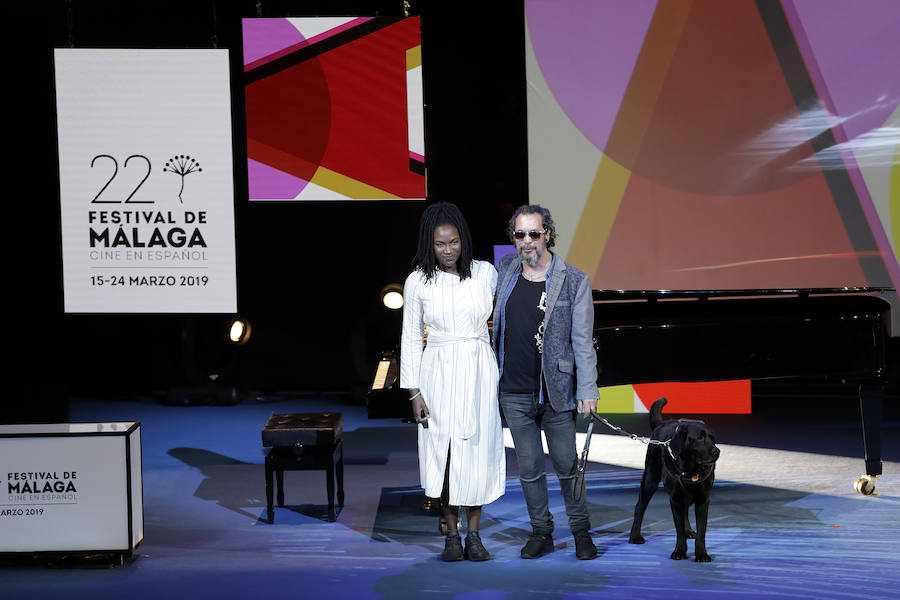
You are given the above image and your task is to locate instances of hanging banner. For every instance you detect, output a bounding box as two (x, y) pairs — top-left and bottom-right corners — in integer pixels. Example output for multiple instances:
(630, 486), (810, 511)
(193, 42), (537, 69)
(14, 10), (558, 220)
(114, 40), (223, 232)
(242, 17), (425, 201)
(54, 49), (237, 313)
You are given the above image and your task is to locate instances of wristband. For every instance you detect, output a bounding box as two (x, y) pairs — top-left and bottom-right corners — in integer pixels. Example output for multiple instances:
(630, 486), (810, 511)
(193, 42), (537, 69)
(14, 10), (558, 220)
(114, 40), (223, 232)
(409, 391), (422, 401)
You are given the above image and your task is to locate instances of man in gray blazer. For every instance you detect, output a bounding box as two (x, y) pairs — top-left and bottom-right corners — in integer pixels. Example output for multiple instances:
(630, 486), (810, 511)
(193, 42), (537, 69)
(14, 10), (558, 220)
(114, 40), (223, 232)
(492, 204), (599, 560)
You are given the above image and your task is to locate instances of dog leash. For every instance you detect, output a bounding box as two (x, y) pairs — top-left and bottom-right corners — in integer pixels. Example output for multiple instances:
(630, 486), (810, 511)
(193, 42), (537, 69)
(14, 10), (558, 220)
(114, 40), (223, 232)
(588, 413), (673, 449)
(573, 414), (675, 500)
(614, 417), (713, 483)
(576, 415), (713, 496)
(573, 418), (594, 502)
(575, 413), (672, 495)
(592, 414), (695, 476)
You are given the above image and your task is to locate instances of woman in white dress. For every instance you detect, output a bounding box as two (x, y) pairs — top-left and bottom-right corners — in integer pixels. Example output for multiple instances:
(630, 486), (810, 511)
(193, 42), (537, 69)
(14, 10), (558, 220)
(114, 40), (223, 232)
(400, 202), (505, 562)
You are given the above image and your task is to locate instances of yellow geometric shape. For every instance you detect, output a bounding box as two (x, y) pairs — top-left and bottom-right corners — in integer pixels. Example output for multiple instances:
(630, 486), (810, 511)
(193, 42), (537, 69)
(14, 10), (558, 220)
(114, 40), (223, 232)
(310, 166), (398, 200)
(566, 155), (632, 279)
(597, 384), (637, 413)
(406, 45), (422, 71)
(564, 0), (692, 281)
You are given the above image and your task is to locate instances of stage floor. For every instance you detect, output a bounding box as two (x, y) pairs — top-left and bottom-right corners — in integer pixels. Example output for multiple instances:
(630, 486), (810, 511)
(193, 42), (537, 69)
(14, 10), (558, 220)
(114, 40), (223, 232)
(2, 396), (898, 599)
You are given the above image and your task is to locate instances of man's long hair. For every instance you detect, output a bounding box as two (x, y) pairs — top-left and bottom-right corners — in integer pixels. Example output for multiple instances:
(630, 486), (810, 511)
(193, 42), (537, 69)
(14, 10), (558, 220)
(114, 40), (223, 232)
(412, 202), (474, 282)
(506, 204), (557, 249)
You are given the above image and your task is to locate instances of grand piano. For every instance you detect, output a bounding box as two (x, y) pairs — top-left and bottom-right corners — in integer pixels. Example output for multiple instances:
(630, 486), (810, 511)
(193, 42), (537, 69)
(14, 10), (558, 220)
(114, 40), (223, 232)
(368, 287), (893, 495)
(592, 287), (892, 495)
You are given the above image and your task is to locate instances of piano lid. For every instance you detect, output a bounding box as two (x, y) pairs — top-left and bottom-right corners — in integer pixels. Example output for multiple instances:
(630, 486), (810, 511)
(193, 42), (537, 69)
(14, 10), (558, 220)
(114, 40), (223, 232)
(591, 287), (892, 385)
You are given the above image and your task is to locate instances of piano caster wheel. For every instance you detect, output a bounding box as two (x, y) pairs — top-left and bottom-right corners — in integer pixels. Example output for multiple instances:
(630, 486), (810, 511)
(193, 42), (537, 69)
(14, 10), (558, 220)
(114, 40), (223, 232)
(854, 475), (877, 496)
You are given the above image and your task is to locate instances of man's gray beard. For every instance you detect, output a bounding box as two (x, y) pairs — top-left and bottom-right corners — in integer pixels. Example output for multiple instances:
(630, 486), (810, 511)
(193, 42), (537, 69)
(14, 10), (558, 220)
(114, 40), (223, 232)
(519, 248), (542, 268)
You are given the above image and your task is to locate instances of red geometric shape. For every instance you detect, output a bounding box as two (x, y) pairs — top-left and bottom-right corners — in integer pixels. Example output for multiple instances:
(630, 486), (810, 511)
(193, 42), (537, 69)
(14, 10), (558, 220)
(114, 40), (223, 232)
(314, 19), (423, 197)
(595, 171), (868, 290)
(634, 380), (751, 414)
(245, 56), (331, 183)
(608, 0), (817, 196)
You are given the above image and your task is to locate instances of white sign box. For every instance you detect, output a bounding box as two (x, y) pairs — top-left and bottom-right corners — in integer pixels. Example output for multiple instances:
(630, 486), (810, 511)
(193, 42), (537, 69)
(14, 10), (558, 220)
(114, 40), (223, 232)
(54, 49), (237, 313)
(0, 422), (143, 554)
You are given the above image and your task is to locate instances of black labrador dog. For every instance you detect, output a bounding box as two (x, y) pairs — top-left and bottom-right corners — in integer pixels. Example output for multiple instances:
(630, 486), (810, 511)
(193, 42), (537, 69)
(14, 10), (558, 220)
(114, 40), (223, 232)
(628, 397), (720, 562)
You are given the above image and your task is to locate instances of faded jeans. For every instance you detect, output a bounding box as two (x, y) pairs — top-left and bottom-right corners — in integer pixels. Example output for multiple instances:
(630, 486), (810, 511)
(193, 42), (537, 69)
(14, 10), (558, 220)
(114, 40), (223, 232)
(499, 392), (590, 535)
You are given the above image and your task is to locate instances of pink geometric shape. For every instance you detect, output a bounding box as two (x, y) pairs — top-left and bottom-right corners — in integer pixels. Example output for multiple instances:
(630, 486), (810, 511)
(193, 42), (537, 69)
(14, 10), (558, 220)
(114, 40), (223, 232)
(785, 0), (900, 142)
(248, 158), (309, 200)
(783, 0), (900, 289)
(242, 19), (306, 67)
(525, 0), (657, 153)
(243, 18), (374, 72)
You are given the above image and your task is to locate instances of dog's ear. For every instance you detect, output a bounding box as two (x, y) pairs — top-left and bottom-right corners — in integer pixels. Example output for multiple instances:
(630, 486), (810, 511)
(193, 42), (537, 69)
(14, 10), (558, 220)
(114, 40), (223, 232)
(692, 427), (717, 448)
(671, 424), (688, 454)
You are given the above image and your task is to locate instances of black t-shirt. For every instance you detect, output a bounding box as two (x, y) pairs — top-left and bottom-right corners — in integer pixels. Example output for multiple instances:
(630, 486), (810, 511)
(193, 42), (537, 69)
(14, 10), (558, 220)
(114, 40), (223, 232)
(499, 275), (546, 393)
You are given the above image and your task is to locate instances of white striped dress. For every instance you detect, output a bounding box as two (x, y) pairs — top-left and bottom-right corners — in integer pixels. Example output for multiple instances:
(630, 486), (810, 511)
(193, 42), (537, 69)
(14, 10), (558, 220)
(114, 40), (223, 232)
(400, 259), (505, 506)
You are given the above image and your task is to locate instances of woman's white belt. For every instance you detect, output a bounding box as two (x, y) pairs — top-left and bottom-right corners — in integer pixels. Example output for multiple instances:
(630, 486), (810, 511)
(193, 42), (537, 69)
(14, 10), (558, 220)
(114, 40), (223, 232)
(423, 332), (489, 439)
(425, 333), (489, 348)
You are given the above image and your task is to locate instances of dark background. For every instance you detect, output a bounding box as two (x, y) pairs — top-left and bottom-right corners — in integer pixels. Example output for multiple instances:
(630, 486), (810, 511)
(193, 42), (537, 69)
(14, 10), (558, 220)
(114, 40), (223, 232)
(9, 0), (526, 422)
(7, 1), (896, 423)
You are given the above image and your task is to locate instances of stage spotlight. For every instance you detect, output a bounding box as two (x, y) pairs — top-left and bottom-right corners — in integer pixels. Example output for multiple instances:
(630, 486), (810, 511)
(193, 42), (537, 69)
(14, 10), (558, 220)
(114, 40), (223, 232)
(228, 318), (252, 345)
(164, 316), (246, 406)
(381, 284), (404, 310)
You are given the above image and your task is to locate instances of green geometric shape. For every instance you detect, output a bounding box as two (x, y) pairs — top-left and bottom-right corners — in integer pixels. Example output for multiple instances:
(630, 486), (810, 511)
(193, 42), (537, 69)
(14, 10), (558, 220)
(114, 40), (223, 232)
(597, 384), (636, 413)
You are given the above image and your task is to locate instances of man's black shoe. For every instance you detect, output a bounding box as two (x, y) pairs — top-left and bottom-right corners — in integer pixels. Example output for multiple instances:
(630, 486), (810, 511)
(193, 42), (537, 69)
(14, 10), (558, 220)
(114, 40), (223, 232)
(574, 530), (598, 560)
(464, 531), (490, 561)
(520, 533), (554, 559)
(442, 532), (464, 561)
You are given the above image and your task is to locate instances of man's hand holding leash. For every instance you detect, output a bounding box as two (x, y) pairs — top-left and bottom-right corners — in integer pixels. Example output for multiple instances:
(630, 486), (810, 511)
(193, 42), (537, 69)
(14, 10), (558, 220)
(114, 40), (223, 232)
(578, 397), (598, 418)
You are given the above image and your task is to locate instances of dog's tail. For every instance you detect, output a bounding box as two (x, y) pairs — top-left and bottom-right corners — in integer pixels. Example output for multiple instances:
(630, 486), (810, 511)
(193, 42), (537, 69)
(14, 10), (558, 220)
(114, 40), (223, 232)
(649, 397), (668, 431)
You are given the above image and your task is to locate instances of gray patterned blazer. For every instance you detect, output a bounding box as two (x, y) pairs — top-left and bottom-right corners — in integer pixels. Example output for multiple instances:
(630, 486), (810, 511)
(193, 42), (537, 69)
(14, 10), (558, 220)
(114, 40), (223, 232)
(492, 252), (599, 412)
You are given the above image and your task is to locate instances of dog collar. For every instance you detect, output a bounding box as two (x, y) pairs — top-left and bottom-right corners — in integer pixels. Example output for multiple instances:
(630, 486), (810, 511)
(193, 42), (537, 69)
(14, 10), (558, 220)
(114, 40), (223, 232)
(682, 464), (715, 483)
(665, 423), (715, 483)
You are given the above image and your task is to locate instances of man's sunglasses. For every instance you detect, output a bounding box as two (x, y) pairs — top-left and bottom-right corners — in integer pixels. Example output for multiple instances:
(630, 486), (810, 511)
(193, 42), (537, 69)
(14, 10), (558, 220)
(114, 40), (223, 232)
(513, 229), (546, 240)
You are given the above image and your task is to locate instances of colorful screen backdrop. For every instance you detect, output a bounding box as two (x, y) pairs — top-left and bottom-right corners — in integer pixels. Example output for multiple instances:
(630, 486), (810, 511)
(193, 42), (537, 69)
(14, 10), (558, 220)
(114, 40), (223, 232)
(243, 17), (425, 201)
(525, 0), (900, 413)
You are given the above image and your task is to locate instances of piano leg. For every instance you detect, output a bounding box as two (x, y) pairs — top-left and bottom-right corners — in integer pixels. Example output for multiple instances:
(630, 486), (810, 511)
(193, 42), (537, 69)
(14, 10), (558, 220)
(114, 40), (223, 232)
(855, 383), (883, 495)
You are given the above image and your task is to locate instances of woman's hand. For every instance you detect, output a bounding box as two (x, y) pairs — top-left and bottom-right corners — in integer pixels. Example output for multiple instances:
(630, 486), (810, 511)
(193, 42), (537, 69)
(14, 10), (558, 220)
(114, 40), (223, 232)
(410, 389), (430, 427)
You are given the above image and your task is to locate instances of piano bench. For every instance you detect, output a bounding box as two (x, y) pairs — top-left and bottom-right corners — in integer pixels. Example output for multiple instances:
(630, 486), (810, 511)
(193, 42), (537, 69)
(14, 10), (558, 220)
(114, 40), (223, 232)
(262, 412), (345, 523)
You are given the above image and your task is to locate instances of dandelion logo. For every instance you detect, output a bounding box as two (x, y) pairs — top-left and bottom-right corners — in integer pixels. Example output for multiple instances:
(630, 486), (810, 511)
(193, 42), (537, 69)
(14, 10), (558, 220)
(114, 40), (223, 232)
(163, 155), (202, 202)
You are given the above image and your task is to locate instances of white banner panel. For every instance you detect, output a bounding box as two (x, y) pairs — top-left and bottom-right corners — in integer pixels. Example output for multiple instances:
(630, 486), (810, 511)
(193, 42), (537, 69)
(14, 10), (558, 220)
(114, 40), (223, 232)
(55, 49), (237, 313)
(0, 423), (143, 553)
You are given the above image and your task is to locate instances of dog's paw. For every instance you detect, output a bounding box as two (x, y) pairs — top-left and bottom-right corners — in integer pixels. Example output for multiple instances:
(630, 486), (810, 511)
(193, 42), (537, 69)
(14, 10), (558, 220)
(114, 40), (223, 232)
(695, 553), (713, 563)
(628, 535), (645, 544)
(670, 548), (688, 560)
